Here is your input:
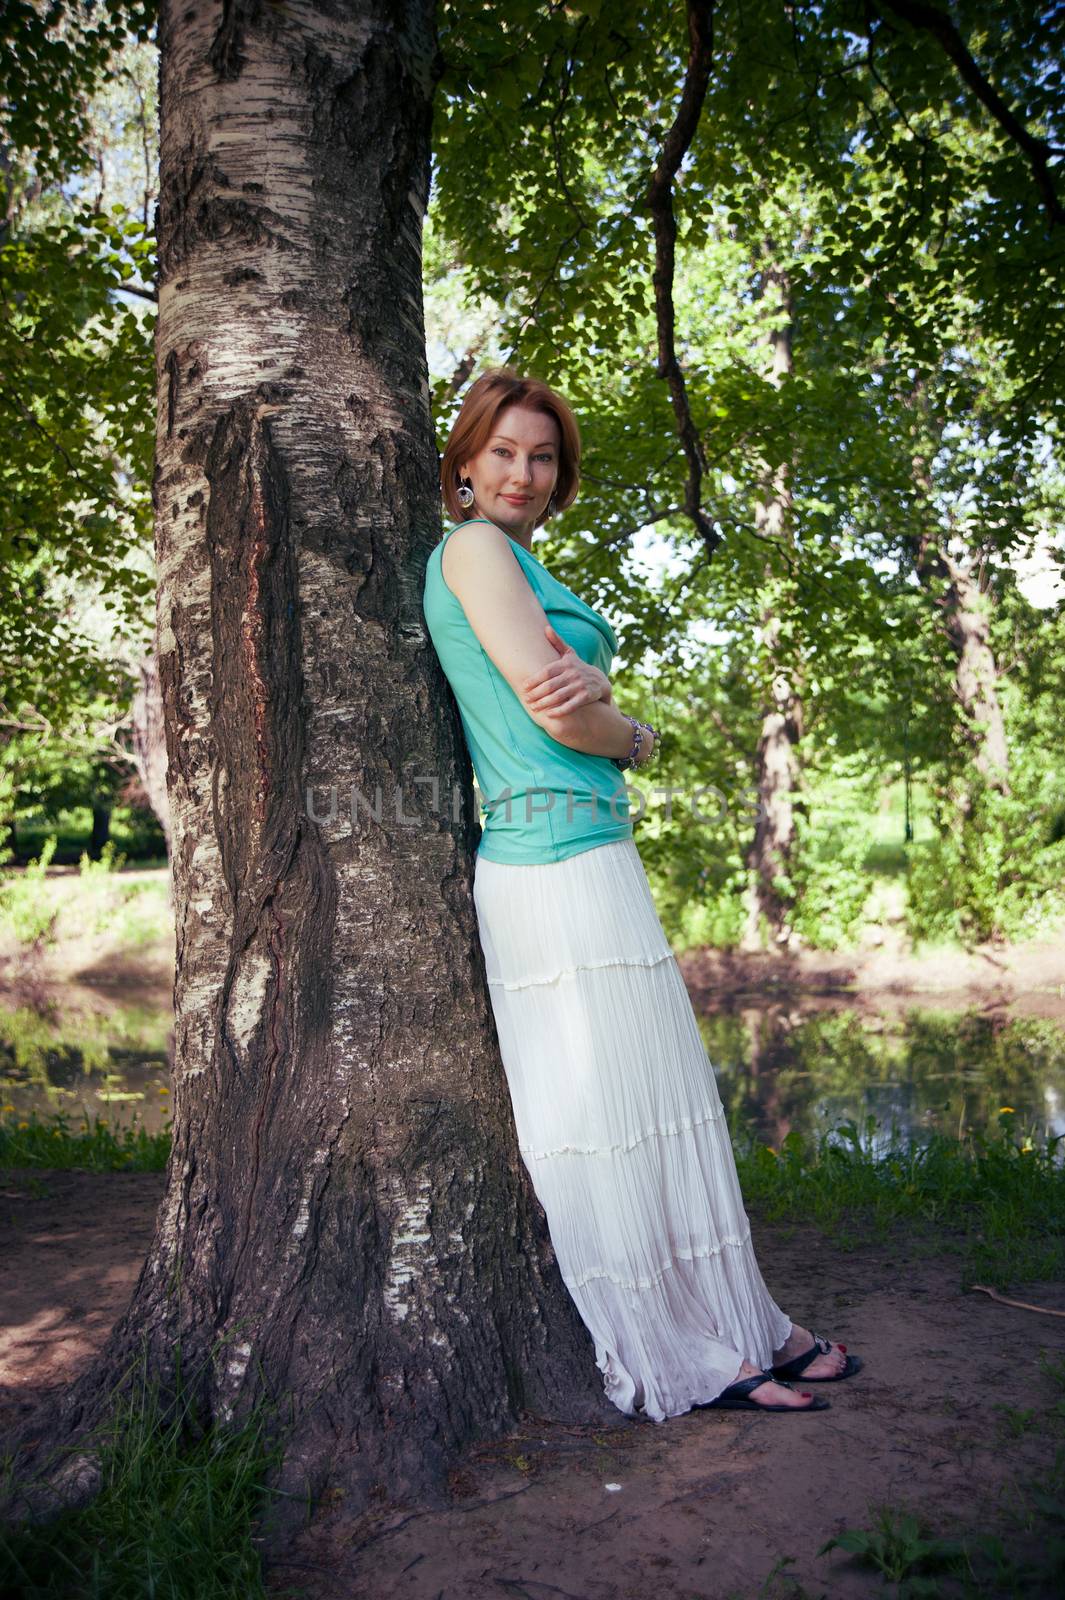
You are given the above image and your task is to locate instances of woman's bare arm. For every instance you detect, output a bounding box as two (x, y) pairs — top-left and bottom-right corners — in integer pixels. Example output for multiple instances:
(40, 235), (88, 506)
(440, 522), (654, 763)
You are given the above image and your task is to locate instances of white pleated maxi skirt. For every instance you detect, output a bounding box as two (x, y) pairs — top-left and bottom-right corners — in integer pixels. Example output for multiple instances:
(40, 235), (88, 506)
(473, 835), (793, 1423)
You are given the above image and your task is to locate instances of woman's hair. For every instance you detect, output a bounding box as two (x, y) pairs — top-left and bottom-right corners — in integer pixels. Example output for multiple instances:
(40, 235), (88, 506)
(440, 366), (581, 527)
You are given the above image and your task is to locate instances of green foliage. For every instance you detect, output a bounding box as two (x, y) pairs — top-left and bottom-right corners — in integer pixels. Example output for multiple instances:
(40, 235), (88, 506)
(819, 1508), (967, 1595)
(4, 1), (1063, 955)
(2, 3), (158, 870)
(784, 809), (876, 952)
(430, 0), (1065, 955)
(0, 835), (59, 946)
(14, 803), (166, 867)
(0, 208), (155, 717)
(0, 1), (156, 186)
(78, 837), (126, 879)
(906, 755), (1065, 948)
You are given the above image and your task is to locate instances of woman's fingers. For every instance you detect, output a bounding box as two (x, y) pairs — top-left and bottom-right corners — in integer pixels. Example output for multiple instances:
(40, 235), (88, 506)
(534, 686), (594, 714)
(523, 658), (568, 692)
(550, 693), (592, 715)
(527, 676), (581, 707)
(526, 667), (576, 697)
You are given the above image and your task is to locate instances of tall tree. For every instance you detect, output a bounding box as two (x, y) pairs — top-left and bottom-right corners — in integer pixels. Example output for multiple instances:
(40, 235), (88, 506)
(740, 253), (803, 952)
(2, 0), (617, 1546)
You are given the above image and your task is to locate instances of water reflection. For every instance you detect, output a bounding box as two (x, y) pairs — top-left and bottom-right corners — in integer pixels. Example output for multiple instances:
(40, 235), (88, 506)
(700, 1003), (1065, 1153)
(3, 997), (1065, 1156)
(0, 1004), (173, 1136)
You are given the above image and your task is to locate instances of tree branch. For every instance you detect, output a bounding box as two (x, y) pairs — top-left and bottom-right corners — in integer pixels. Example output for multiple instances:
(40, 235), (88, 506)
(876, 0), (1064, 228)
(642, 0), (716, 558)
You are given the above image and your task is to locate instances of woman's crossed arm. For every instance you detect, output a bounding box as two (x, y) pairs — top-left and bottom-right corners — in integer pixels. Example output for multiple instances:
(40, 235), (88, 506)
(440, 521), (655, 765)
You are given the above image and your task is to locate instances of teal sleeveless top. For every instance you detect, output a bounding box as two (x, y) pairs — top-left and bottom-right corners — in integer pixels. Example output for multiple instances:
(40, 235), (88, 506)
(422, 519), (633, 864)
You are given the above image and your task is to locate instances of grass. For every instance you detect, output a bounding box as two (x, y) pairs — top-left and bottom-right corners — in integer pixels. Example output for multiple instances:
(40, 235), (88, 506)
(0, 1108), (171, 1173)
(0, 1337), (309, 1600)
(733, 1111), (1065, 1288)
(3, 1106), (1062, 1288)
(0, 840), (173, 956)
(8, 806), (167, 870)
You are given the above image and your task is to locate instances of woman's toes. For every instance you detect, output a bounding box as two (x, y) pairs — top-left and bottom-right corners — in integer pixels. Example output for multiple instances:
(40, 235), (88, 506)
(803, 1344), (846, 1378)
(754, 1379), (813, 1408)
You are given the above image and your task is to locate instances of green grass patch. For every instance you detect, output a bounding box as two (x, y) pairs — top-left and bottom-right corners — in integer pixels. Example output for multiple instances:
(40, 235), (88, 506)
(0, 1338), (307, 1600)
(0, 1108), (171, 1173)
(733, 1111), (1065, 1288)
(0, 842), (173, 956)
(11, 808), (167, 869)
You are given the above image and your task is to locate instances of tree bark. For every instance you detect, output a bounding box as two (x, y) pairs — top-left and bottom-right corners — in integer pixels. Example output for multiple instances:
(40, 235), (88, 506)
(907, 383), (1010, 806)
(0, 0), (618, 1550)
(741, 257), (804, 952)
(129, 649), (172, 859)
(88, 799), (111, 859)
(940, 557), (1010, 796)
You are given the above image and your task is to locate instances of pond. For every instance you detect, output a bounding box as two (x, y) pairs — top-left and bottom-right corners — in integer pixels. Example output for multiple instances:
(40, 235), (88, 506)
(2, 990), (1063, 1157)
(700, 1002), (1065, 1154)
(0, 1003), (174, 1138)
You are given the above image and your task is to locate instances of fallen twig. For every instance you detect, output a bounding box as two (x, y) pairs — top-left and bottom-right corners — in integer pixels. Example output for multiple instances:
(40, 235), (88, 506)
(970, 1284), (1065, 1318)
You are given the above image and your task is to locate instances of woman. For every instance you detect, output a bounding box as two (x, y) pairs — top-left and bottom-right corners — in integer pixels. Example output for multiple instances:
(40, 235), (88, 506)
(422, 368), (861, 1421)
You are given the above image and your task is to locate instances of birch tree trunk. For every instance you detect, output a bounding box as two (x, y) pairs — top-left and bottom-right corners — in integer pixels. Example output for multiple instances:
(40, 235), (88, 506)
(0, 0), (615, 1549)
(741, 257), (804, 952)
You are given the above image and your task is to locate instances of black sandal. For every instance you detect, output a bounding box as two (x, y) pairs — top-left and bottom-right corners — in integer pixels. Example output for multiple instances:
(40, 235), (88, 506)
(703, 1370), (830, 1413)
(770, 1331), (863, 1383)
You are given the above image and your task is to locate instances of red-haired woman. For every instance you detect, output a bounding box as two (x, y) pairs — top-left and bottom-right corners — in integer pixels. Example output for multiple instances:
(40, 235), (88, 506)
(422, 368), (861, 1421)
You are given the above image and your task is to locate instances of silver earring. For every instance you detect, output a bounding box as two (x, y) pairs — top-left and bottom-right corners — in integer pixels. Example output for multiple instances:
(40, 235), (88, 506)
(457, 480), (475, 508)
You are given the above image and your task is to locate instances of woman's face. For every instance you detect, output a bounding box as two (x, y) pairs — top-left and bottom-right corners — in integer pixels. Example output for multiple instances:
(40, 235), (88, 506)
(459, 404), (561, 540)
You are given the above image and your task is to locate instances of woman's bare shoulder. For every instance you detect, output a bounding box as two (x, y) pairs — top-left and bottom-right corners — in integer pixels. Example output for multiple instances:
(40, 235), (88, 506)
(442, 519), (523, 589)
(445, 517), (508, 546)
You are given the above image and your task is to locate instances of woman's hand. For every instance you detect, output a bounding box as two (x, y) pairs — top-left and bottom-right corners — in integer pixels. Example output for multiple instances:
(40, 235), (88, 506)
(520, 623), (613, 716)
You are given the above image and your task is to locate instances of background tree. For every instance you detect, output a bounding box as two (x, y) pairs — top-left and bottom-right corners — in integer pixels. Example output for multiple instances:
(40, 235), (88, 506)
(1, 1), (159, 858)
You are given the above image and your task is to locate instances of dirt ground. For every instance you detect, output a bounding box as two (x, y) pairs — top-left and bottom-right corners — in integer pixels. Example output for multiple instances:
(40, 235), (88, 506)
(2, 1168), (1064, 1598)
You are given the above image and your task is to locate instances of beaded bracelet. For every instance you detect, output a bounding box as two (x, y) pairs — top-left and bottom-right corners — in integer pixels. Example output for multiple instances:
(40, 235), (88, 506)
(611, 716), (661, 772)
